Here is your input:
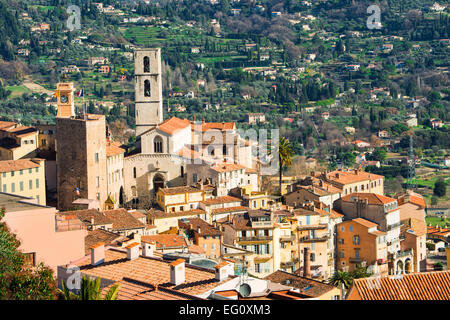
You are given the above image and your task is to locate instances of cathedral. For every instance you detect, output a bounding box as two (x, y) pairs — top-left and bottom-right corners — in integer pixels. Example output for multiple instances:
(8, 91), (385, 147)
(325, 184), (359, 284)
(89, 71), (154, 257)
(123, 48), (256, 206)
(55, 48), (257, 210)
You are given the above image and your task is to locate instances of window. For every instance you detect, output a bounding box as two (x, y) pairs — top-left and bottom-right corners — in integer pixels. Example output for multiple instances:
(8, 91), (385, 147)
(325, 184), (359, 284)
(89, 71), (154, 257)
(36, 167), (39, 173)
(95, 153), (99, 163)
(338, 238), (344, 244)
(96, 176), (100, 187)
(143, 56), (150, 72)
(222, 145), (227, 155)
(349, 226), (353, 232)
(11, 171), (14, 177)
(305, 215), (311, 225)
(354, 249), (360, 259)
(339, 251), (344, 258)
(211, 243), (215, 250)
(2, 184), (6, 192)
(310, 253), (315, 262)
(96, 193), (100, 200)
(29, 180), (33, 190)
(35, 179), (39, 188)
(11, 183), (15, 193)
(19, 181), (23, 191)
(264, 262), (270, 273)
(181, 166), (184, 178)
(341, 226), (345, 232)
(2, 172), (5, 178)
(23, 253), (36, 266)
(193, 173), (197, 183)
(144, 80), (151, 97)
(133, 167), (137, 179)
(153, 136), (163, 153)
(20, 170), (23, 175)
(353, 235), (360, 245)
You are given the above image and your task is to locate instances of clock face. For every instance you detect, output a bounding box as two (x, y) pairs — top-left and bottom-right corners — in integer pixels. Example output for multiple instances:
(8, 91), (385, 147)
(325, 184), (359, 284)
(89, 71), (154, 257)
(60, 95), (68, 103)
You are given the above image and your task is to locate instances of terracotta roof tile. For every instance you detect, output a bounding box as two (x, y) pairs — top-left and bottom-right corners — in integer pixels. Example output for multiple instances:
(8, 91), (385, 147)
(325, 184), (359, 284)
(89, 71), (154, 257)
(211, 206), (249, 215)
(106, 141), (125, 157)
(348, 271), (450, 300)
(325, 170), (384, 185)
(170, 258), (186, 267)
(148, 208), (207, 219)
(103, 209), (146, 231)
(158, 117), (191, 135)
(178, 217), (222, 237)
(342, 193), (396, 206)
(85, 229), (124, 254)
(264, 270), (338, 298)
(141, 234), (187, 249)
(74, 248), (235, 297)
(60, 209), (112, 226)
(211, 162), (245, 173)
(351, 218), (379, 229)
(201, 196), (242, 205)
(0, 158), (43, 173)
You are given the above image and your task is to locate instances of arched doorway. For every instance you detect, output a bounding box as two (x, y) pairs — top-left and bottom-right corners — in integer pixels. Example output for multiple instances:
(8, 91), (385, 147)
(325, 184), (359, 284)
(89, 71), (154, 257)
(119, 186), (124, 206)
(404, 259), (412, 274)
(153, 174), (165, 194)
(396, 260), (404, 275)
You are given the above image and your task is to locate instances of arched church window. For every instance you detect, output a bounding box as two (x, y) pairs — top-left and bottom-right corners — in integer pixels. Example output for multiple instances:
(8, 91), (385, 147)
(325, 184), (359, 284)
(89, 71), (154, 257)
(143, 56), (150, 73)
(154, 136), (163, 153)
(144, 80), (151, 97)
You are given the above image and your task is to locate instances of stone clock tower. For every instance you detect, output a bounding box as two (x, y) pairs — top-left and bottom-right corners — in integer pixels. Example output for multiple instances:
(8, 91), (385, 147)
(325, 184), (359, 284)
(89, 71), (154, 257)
(134, 48), (163, 136)
(56, 82), (75, 118)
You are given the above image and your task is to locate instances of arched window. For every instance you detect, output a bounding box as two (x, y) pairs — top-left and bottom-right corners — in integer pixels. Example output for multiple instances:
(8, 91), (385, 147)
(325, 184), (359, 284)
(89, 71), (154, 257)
(154, 136), (163, 153)
(143, 56), (150, 73)
(144, 80), (151, 97)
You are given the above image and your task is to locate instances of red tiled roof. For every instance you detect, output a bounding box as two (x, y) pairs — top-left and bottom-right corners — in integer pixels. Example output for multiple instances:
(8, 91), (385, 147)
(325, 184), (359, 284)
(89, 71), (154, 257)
(74, 248), (235, 297)
(351, 218), (379, 229)
(342, 193), (396, 206)
(201, 196), (242, 205)
(348, 271), (450, 300)
(211, 162), (245, 173)
(201, 122), (235, 132)
(211, 206), (249, 215)
(0, 158), (42, 173)
(106, 141), (125, 157)
(325, 170), (384, 185)
(103, 209), (146, 231)
(158, 117), (191, 135)
(141, 234), (187, 249)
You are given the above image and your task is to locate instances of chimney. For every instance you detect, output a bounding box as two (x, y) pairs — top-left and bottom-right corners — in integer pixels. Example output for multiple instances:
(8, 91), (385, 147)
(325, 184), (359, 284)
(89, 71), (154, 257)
(91, 217), (95, 226)
(141, 239), (155, 257)
(170, 259), (186, 285)
(202, 118), (205, 124)
(303, 247), (311, 278)
(214, 261), (233, 281)
(126, 242), (140, 260)
(90, 242), (105, 266)
(197, 226), (201, 234)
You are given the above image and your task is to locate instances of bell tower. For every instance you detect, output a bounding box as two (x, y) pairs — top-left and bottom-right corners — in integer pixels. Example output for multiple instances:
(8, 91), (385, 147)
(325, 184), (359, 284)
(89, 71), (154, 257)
(56, 82), (75, 118)
(134, 48), (163, 136)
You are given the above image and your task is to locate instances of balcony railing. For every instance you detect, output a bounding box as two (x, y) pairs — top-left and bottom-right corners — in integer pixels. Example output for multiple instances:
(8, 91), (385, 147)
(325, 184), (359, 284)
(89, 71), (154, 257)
(280, 261), (294, 268)
(297, 224), (328, 231)
(251, 221), (273, 228)
(280, 235), (296, 242)
(386, 222), (402, 231)
(238, 235), (273, 242)
(349, 257), (364, 263)
(55, 220), (86, 232)
(298, 235), (329, 243)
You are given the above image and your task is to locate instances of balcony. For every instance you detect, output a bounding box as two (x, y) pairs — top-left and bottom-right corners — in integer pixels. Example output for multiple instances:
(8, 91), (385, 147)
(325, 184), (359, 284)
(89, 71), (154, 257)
(280, 261), (294, 268)
(238, 235), (273, 242)
(297, 224), (328, 231)
(386, 222), (402, 231)
(349, 257), (364, 264)
(251, 221), (273, 228)
(280, 235), (296, 242)
(55, 219), (86, 232)
(298, 235), (329, 243)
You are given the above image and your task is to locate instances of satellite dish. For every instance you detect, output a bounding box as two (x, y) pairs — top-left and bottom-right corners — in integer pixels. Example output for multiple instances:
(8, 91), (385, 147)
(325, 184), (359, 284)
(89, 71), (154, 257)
(239, 283), (251, 298)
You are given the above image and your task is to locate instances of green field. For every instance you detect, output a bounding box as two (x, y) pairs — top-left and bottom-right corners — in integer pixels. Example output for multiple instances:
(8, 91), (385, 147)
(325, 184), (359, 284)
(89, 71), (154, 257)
(411, 176), (450, 188)
(425, 216), (450, 228)
(6, 85), (32, 98)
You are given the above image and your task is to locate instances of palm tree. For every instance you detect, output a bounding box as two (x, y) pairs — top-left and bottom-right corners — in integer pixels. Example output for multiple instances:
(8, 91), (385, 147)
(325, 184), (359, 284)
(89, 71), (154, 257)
(60, 276), (120, 300)
(278, 137), (294, 196)
(328, 270), (352, 289)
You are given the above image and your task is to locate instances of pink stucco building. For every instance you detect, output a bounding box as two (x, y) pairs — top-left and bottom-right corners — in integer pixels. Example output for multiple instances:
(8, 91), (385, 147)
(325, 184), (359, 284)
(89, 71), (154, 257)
(1, 192), (87, 272)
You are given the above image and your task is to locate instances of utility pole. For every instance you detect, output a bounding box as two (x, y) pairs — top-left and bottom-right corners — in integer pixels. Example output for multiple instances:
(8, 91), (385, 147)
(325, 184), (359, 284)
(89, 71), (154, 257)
(407, 134), (416, 190)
